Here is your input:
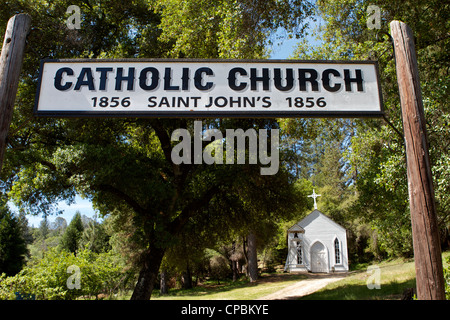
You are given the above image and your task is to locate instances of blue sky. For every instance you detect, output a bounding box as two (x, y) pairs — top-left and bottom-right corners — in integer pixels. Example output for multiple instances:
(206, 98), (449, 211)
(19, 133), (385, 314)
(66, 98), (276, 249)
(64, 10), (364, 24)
(269, 33), (300, 59)
(10, 196), (98, 228)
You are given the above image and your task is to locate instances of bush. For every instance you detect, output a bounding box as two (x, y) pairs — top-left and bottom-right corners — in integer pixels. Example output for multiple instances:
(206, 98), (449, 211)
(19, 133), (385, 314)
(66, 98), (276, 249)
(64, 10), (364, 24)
(0, 204), (28, 276)
(444, 256), (450, 300)
(209, 255), (230, 284)
(0, 247), (124, 300)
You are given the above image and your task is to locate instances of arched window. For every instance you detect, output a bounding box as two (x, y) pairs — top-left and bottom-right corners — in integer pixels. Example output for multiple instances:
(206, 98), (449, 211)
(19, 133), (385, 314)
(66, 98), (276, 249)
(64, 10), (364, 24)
(334, 238), (341, 264)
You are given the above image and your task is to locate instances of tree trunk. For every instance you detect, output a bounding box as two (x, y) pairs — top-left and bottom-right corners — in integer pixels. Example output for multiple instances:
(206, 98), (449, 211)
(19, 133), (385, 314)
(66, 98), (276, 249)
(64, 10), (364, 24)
(247, 232), (258, 282)
(230, 241), (239, 281)
(130, 244), (165, 300)
(232, 260), (238, 281)
(160, 270), (168, 295)
(181, 263), (193, 289)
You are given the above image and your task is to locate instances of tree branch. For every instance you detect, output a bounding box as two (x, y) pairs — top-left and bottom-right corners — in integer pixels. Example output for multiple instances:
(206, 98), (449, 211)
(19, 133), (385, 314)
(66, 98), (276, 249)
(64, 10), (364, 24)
(96, 183), (147, 216)
(149, 119), (186, 178)
(168, 185), (220, 235)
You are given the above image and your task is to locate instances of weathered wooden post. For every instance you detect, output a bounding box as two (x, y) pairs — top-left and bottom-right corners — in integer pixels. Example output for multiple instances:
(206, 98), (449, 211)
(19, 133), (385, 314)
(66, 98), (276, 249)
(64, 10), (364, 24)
(390, 20), (446, 300)
(0, 13), (31, 172)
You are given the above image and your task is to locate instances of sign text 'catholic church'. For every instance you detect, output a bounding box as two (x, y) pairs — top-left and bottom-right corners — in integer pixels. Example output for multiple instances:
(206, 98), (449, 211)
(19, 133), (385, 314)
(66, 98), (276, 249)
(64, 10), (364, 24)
(34, 59), (383, 118)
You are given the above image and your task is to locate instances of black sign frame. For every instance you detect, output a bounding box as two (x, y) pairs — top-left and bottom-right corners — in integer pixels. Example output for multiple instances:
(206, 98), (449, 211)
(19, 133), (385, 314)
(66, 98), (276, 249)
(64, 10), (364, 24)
(34, 58), (384, 118)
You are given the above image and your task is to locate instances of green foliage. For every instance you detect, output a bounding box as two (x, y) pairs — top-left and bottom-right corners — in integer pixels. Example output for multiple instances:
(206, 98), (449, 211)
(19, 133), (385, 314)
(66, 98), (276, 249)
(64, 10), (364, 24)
(38, 218), (50, 239)
(445, 256), (450, 300)
(80, 219), (111, 253)
(157, 0), (314, 59)
(0, 200), (28, 276)
(59, 212), (84, 254)
(209, 254), (230, 284)
(286, 0), (450, 260)
(0, 247), (123, 300)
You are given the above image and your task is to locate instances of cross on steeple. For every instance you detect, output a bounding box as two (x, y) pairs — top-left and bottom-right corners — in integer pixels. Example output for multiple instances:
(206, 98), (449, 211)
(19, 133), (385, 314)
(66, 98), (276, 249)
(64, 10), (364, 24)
(308, 189), (321, 210)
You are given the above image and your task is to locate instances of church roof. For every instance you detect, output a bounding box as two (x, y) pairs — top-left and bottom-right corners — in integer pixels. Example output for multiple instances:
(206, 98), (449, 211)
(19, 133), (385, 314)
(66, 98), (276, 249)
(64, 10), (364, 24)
(292, 209), (346, 232)
(287, 223), (305, 233)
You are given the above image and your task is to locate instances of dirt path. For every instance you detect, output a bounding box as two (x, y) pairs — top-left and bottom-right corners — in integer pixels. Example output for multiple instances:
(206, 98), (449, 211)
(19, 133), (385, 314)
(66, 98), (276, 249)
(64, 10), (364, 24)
(258, 273), (348, 300)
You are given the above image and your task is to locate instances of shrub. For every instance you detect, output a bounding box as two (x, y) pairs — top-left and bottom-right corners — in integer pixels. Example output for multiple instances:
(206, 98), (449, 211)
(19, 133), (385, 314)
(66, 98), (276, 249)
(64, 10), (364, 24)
(444, 256), (450, 300)
(0, 247), (123, 300)
(209, 255), (230, 284)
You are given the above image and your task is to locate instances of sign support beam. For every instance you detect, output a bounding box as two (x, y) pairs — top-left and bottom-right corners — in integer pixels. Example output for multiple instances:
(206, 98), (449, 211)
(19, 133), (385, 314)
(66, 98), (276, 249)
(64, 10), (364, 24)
(390, 20), (445, 300)
(0, 14), (31, 172)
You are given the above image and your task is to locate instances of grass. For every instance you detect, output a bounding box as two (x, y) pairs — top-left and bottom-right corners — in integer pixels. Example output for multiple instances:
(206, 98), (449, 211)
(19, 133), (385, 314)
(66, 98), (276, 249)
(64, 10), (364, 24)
(301, 251), (450, 300)
(151, 273), (308, 300)
(114, 251), (449, 300)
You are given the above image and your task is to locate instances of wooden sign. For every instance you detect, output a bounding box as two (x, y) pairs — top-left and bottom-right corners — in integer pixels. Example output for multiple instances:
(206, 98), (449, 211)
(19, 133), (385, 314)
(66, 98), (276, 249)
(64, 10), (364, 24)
(34, 59), (383, 118)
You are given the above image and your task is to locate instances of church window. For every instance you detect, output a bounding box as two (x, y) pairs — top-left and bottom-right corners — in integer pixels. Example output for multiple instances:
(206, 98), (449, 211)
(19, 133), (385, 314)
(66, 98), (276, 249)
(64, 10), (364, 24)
(334, 238), (341, 264)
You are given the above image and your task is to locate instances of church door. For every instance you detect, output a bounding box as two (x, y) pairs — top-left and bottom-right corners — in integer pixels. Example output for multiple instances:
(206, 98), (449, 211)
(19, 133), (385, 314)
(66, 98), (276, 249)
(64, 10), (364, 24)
(311, 241), (328, 273)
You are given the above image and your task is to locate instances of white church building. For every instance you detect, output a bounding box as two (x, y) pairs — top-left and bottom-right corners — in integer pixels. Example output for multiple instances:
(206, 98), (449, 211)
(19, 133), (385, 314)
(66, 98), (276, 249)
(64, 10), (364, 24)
(285, 190), (349, 273)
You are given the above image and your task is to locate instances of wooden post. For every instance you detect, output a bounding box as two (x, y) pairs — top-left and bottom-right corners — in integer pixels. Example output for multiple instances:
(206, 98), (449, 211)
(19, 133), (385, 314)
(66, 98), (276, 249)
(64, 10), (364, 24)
(390, 20), (446, 300)
(0, 14), (31, 172)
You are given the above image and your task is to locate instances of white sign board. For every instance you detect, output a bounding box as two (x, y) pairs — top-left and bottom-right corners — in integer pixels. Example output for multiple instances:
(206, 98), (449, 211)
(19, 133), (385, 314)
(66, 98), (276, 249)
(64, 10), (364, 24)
(34, 59), (383, 117)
